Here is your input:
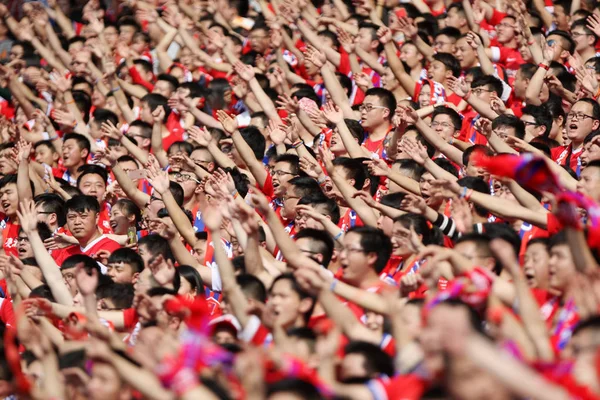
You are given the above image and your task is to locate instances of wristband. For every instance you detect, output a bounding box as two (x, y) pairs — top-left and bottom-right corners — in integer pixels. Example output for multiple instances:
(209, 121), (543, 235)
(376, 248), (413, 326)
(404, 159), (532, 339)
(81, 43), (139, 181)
(41, 131), (50, 140)
(66, 100), (75, 104)
(111, 87), (120, 93)
(527, 39), (535, 46)
(465, 188), (474, 201)
(233, 191), (240, 199)
(538, 63), (550, 71)
(333, 231), (343, 240)
(292, 139), (304, 149)
(330, 278), (339, 292)
(317, 176), (327, 185)
(459, 186), (468, 199)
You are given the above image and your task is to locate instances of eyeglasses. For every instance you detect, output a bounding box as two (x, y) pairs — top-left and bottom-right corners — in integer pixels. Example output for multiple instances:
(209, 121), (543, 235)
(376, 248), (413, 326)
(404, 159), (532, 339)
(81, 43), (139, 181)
(273, 170), (296, 177)
(359, 104), (388, 112)
(220, 145), (233, 154)
(249, 35), (267, 40)
(173, 172), (200, 183)
(431, 121), (455, 129)
(472, 88), (494, 95)
(496, 23), (515, 29)
(282, 195), (300, 202)
(149, 195), (162, 203)
(567, 112), (597, 121)
(522, 120), (539, 126)
(572, 32), (591, 38)
(17, 236), (29, 243)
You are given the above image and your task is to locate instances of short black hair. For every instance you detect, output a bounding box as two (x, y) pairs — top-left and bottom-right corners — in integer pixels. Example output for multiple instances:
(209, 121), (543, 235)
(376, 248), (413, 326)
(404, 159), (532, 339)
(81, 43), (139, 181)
(492, 114), (526, 140)
(546, 29), (576, 54)
(34, 193), (67, 227)
(289, 176), (321, 199)
(267, 379), (323, 400)
(65, 195), (100, 214)
(62, 133), (91, 156)
(270, 273), (315, 323)
(236, 273), (267, 303)
(275, 153), (301, 175)
(433, 52), (461, 77)
(471, 75), (503, 97)
(522, 104), (553, 137)
(128, 120), (153, 138)
(156, 73), (180, 92)
(138, 234), (175, 264)
(295, 228), (335, 267)
(92, 108), (119, 127)
(240, 126), (266, 160)
(346, 226), (392, 274)
(457, 176), (490, 216)
(96, 283), (134, 309)
(76, 164), (108, 187)
(344, 341), (395, 377)
(141, 93), (171, 123)
(364, 88), (397, 121)
(436, 26), (462, 41)
(107, 248), (145, 274)
(333, 157), (367, 189)
(432, 106), (462, 130)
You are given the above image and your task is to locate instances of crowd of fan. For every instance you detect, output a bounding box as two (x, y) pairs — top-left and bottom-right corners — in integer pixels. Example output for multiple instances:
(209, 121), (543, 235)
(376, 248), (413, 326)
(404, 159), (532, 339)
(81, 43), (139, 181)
(1, 0), (600, 398)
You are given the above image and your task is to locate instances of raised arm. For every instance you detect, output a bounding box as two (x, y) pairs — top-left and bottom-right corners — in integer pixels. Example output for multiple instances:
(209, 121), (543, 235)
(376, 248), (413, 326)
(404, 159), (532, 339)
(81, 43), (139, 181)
(150, 106), (170, 169)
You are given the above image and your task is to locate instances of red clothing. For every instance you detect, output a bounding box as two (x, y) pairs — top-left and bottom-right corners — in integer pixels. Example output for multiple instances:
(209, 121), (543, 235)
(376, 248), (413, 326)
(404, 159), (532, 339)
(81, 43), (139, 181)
(98, 203), (112, 234)
(1, 218), (19, 257)
(551, 144), (583, 176)
(338, 208), (364, 232)
(51, 235), (122, 267)
(162, 113), (186, 152)
(491, 46), (524, 75)
(0, 297), (15, 328)
(368, 374), (429, 400)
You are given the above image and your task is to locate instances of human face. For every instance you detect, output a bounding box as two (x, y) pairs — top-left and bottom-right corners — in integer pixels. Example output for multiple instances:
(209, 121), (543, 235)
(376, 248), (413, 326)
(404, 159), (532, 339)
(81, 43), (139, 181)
(521, 113), (545, 140)
(61, 268), (78, 297)
(16, 232), (33, 259)
(71, 52), (90, 77)
(249, 28), (270, 54)
(577, 166), (600, 200)
(382, 67), (400, 91)
(9, 44), (23, 61)
(433, 34), (455, 53)
(267, 279), (306, 328)
(330, 129), (347, 155)
(338, 232), (374, 286)
(178, 47), (193, 68)
(572, 27), (594, 52)
(103, 26), (118, 48)
(418, 85), (432, 108)
(66, 209), (98, 241)
(419, 172), (436, 205)
(400, 43), (421, 70)
(472, 85), (495, 103)
(496, 17), (517, 44)
(0, 183), (18, 217)
(87, 362), (128, 400)
(127, 125), (150, 150)
(34, 144), (58, 166)
(548, 244), (575, 294)
(340, 353), (370, 380)
(431, 114), (457, 142)
(106, 262), (135, 284)
(119, 25), (136, 44)
(170, 172), (199, 201)
(377, 214), (394, 236)
(581, 140), (600, 167)
(455, 37), (476, 70)
(566, 101), (599, 143)
(192, 239), (207, 263)
(427, 60), (448, 83)
(109, 205), (131, 235)
(78, 173), (106, 204)
(356, 27), (376, 53)
(272, 161), (297, 198)
(553, 5), (571, 31)
(454, 240), (495, 271)
(281, 189), (300, 221)
(62, 139), (87, 168)
(465, 160), (489, 181)
(360, 95), (389, 130)
(524, 242), (550, 289)
(445, 8), (464, 30)
(390, 221), (416, 257)
(153, 80), (174, 98)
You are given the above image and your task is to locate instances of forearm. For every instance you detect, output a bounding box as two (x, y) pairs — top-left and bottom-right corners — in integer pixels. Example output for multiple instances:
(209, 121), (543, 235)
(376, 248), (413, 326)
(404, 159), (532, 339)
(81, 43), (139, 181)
(487, 132), (518, 155)
(387, 171), (421, 195)
(330, 175), (378, 227)
(29, 232), (73, 305)
(414, 35), (436, 62)
(206, 141), (237, 169)
(385, 42), (416, 96)
(248, 78), (283, 124)
(232, 131), (267, 185)
(318, 289), (377, 343)
(415, 119), (464, 165)
(121, 136), (149, 164)
(162, 191), (198, 246)
(189, 107), (222, 129)
(151, 123), (169, 168)
(111, 165), (149, 209)
(17, 160), (33, 201)
(525, 66), (547, 106)
(423, 158), (459, 181)
(336, 120), (370, 158)
(321, 64), (355, 118)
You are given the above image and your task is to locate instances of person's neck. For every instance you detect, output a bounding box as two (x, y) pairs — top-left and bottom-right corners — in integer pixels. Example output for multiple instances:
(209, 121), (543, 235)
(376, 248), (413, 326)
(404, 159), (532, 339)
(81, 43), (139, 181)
(357, 272), (381, 289)
(473, 214), (488, 224)
(368, 124), (390, 141)
(578, 48), (596, 63)
(502, 38), (518, 49)
(572, 140), (584, 151)
(78, 229), (102, 248)
(68, 162), (85, 178)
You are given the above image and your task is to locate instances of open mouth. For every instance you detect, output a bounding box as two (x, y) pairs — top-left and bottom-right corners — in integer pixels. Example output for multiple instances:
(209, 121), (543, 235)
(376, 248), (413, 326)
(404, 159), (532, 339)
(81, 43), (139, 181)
(1, 201), (10, 210)
(110, 220), (118, 229)
(568, 123), (578, 131)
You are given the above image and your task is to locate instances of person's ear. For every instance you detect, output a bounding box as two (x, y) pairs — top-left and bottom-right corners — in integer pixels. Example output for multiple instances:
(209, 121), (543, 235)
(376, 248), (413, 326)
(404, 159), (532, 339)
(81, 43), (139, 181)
(299, 297), (314, 314)
(81, 148), (90, 160)
(594, 119), (600, 131)
(142, 138), (151, 148)
(127, 213), (136, 224)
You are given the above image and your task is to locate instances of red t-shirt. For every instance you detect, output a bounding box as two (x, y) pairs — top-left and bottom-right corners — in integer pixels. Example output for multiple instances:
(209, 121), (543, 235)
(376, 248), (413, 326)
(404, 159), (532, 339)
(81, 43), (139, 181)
(551, 144), (583, 176)
(1, 218), (19, 257)
(162, 113), (186, 152)
(51, 235), (122, 267)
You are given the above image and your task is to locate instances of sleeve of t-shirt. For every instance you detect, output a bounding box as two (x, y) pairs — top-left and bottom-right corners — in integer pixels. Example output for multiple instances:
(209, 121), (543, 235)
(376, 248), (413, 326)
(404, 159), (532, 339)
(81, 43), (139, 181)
(0, 298), (15, 328)
(122, 308), (139, 331)
(239, 314), (273, 346)
(260, 170), (275, 199)
(490, 46), (502, 63)
(489, 9), (508, 25)
(337, 48), (352, 76)
(207, 261), (222, 292)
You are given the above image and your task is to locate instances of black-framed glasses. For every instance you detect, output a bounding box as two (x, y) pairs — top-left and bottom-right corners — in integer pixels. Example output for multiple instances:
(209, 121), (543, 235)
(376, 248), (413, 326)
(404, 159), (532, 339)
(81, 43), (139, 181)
(567, 112), (597, 121)
(173, 172), (200, 184)
(273, 170), (296, 177)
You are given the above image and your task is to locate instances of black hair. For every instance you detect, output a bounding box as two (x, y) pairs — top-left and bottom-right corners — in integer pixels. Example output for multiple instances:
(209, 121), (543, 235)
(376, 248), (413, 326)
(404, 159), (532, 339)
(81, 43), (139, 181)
(546, 29), (576, 55)
(433, 52), (461, 77)
(380, 192), (407, 210)
(292, 88), (322, 109)
(128, 120), (153, 138)
(344, 341), (395, 377)
(138, 234), (175, 264)
(483, 223), (522, 260)
(364, 88), (397, 121)
(29, 284), (56, 302)
(179, 81), (207, 99)
(394, 213), (434, 246)
(96, 283), (135, 309)
(71, 90), (92, 124)
(344, 119), (365, 144)
(346, 226), (392, 273)
(141, 93), (171, 123)
(295, 228), (335, 267)
(462, 144), (493, 167)
(65, 195), (100, 214)
(289, 176), (321, 199)
(317, 29), (340, 49)
(576, 98), (600, 120)
(436, 26), (462, 41)
(297, 193), (341, 224)
(492, 114), (526, 140)
(178, 265), (204, 294)
(236, 274), (267, 303)
(457, 176), (490, 217)
(239, 126), (266, 160)
(92, 108), (119, 127)
(156, 73), (180, 92)
(471, 75), (503, 97)
(274, 153), (301, 175)
(168, 141), (194, 156)
(77, 164), (108, 187)
(431, 158), (459, 178)
(270, 273), (316, 323)
(432, 106), (462, 130)
(332, 157), (367, 189)
(395, 158), (426, 181)
(62, 133), (91, 156)
(267, 379), (323, 400)
(113, 198), (142, 226)
(522, 104), (553, 137)
(34, 193), (67, 227)
(548, 230), (568, 250)
(107, 248), (145, 274)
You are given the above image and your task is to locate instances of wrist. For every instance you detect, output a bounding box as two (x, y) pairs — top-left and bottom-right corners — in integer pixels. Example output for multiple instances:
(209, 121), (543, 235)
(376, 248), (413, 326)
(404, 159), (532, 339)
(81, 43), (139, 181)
(539, 62), (550, 70)
(463, 90), (471, 101)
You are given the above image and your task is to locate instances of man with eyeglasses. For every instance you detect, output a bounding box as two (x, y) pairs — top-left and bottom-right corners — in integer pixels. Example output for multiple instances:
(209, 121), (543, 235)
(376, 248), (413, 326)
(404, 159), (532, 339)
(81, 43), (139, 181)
(360, 88), (397, 159)
(553, 99), (600, 175)
(571, 19), (599, 62)
(520, 104), (553, 142)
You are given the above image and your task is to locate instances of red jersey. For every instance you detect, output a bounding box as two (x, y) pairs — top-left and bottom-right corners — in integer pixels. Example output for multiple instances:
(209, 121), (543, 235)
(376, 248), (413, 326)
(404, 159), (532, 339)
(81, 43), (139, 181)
(338, 209), (364, 232)
(1, 217), (19, 257)
(51, 235), (122, 267)
(551, 144), (583, 176)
